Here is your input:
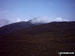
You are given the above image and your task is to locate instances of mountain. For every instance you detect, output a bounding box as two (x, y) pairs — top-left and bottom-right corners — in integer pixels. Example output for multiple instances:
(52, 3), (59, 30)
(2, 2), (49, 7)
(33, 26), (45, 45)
(0, 21), (75, 56)
(0, 21), (35, 36)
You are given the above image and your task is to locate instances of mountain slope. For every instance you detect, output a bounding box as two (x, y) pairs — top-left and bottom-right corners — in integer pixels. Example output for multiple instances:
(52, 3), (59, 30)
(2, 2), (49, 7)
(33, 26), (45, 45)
(0, 21), (75, 56)
(0, 21), (34, 36)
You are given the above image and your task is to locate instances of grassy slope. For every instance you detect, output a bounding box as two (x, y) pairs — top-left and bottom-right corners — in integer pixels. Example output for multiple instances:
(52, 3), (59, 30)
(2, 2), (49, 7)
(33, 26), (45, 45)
(0, 22), (75, 56)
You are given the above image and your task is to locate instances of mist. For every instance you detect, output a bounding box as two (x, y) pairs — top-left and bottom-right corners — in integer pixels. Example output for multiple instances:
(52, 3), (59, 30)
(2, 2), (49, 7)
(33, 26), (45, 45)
(0, 17), (70, 27)
(0, 18), (10, 27)
(30, 17), (69, 24)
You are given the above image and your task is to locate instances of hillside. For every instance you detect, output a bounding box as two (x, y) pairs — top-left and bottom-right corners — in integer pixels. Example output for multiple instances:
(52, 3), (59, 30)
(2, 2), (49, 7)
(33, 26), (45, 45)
(0, 21), (34, 36)
(0, 21), (75, 56)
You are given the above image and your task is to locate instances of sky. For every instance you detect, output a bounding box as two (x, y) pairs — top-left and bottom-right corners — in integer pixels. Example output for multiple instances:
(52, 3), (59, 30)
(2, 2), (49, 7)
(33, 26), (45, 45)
(0, 0), (75, 27)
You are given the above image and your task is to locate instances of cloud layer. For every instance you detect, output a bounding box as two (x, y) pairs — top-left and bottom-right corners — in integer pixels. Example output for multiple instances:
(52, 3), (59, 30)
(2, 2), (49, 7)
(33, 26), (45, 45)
(0, 18), (28, 27)
(30, 17), (69, 24)
(0, 17), (69, 27)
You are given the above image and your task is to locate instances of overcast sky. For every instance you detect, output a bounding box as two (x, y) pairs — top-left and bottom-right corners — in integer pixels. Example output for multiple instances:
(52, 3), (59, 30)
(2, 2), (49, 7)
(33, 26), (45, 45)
(0, 0), (75, 27)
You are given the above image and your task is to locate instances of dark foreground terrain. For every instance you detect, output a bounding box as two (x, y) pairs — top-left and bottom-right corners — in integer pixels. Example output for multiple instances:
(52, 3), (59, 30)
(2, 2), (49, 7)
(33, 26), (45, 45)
(0, 22), (75, 56)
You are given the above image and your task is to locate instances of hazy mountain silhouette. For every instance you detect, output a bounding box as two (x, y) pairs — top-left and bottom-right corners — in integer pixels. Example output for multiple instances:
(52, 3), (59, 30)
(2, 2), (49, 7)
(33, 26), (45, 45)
(0, 21), (35, 36)
(0, 21), (75, 56)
